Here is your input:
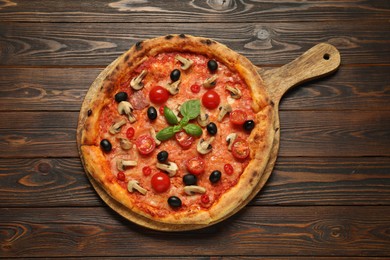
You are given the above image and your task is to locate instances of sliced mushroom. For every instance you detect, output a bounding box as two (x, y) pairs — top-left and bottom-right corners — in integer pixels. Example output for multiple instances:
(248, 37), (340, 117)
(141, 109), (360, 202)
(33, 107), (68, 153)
(109, 119), (127, 135)
(165, 80), (181, 95)
(217, 103), (232, 122)
(226, 85), (242, 99)
(197, 137), (215, 155)
(117, 101), (136, 123)
(197, 108), (210, 127)
(130, 70), (147, 90)
(156, 161), (178, 177)
(175, 55), (193, 70)
(116, 159), (137, 171)
(226, 133), (237, 151)
(150, 127), (161, 146)
(203, 74), (218, 88)
(117, 137), (132, 150)
(127, 180), (147, 195)
(184, 185), (206, 196)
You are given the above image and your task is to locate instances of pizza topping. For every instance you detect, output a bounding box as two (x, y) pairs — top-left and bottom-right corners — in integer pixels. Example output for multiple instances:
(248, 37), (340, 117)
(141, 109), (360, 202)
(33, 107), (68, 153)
(164, 106), (179, 125)
(149, 86), (170, 104)
(226, 133), (238, 151)
(230, 109), (247, 125)
(217, 103), (232, 122)
(174, 131), (195, 149)
(170, 69), (181, 82)
(109, 119), (127, 135)
(116, 159), (137, 171)
(224, 163), (234, 175)
(206, 122), (218, 136)
(183, 173), (197, 186)
(190, 84), (201, 93)
(128, 180), (147, 195)
(202, 90), (220, 109)
(117, 171), (126, 181)
(203, 74), (218, 88)
(186, 156), (205, 175)
(151, 172), (171, 193)
(114, 92), (128, 103)
(156, 161), (178, 177)
(207, 59), (218, 72)
(168, 196), (182, 208)
(130, 69), (147, 90)
(147, 106), (158, 120)
(129, 90), (149, 110)
(175, 55), (193, 70)
(135, 134), (156, 155)
(197, 108), (210, 127)
(243, 120), (255, 132)
(157, 150), (169, 163)
(100, 139), (112, 152)
(117, 101), (136, 123)
(183, 185), (206, 196)
(117, 137), (132, 150)
(231, 139), (250, 159)
(165, 80), (181, 95)
(142, 166), (152, 176)
(201, 194), (210, 204)
(197, 136), (215, 155)
(225, 85), (242, 99)
(209, 170), (222, 183)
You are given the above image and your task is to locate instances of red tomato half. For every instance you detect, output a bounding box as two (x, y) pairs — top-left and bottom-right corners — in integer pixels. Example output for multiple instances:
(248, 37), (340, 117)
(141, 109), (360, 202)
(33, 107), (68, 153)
(186, 156), (205, 175)
(149, 86), (170, 104)
(230, 109), (247, 125)
(135, 135), (156, 155)
(231, 139), (250, 159)
(175, 131), (195, 149)
(202, 90), (220, 109)
(151, 172), (170, 193)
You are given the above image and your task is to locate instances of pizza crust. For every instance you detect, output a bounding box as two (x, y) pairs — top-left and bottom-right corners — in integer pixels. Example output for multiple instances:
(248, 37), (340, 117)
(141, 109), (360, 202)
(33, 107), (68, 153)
(77, 34), (276, 229)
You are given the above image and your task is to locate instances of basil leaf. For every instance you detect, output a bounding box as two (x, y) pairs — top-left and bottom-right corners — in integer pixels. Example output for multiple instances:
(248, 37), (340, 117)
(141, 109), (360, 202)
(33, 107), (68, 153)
(180, 100), (200, 120)
(183, 123), (203, 137)
(179, 116), (189, 127)
(156, 126), (175, 141)
(173, 125), (183, 133)
(164, 106), (179, 125)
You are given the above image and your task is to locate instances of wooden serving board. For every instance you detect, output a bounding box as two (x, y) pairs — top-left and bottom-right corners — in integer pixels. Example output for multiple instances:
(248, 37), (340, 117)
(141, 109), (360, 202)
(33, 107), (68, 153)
(77, 43), (340, 231)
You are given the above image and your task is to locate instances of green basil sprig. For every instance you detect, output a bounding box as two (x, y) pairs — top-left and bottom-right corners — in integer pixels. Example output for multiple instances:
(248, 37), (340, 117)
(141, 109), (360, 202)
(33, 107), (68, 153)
(156, 99), (202, 141)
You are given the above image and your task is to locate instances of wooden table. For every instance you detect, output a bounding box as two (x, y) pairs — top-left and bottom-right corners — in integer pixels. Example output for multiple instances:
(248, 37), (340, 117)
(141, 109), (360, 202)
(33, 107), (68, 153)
(1, 1), (389, 258)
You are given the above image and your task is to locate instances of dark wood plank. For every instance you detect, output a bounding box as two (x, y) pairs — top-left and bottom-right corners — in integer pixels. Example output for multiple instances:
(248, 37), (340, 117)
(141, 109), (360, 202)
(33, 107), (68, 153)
(0, 22), (389, 66)
(0, 157), (389, 207)
(0, 0), (388, 23)
(1, 206), (389, 257)
(0, 111), (388, 157)
(1, 66), (389, 111)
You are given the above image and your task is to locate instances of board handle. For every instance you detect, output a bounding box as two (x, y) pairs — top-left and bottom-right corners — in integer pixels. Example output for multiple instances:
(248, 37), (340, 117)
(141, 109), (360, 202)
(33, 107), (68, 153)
(258, 43), (341, 105)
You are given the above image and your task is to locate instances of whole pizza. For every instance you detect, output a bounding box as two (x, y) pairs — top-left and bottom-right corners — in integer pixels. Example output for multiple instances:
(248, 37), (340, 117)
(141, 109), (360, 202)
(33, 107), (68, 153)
(77, 34), (275, 229)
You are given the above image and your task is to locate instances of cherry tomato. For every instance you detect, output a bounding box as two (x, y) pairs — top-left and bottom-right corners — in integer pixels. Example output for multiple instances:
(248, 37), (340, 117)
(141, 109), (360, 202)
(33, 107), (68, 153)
(230, 109), (247, 125)
(117, 171), (126, 181)
(175, 131), (195, 149)
(186, 156), (205, 175)
(149, 86), (170, 104)
(142, 166), (152, 176)
(231, 139), (250, 159)
(224, 163), (234, 175)
(151, 172), (170, 193)
(159, 106), (165, 115)
(202, 90), (220, 109)
(135, 135), (156, 155)
(201, 194), (210, 204)
(190, 84), (201, 93)
(126, 127), (135, 139)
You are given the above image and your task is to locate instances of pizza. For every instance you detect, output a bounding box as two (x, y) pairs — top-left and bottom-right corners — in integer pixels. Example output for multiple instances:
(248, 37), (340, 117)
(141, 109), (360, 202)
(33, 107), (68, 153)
(77, 34), (275, 228)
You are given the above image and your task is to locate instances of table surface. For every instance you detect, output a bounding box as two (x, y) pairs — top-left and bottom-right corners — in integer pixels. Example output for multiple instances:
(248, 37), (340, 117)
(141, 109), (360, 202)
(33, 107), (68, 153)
(1, 0), (389, 258)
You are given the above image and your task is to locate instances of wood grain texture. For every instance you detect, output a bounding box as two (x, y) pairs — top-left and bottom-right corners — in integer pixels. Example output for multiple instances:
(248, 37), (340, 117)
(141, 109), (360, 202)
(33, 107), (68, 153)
(1, 66), (388, 111)
(0, 22), (389, 66)
(0, 111), (388, 157)
(1, 206), (389, 257)
(0, 0), (388, 23)
(0, 157), (389, 207)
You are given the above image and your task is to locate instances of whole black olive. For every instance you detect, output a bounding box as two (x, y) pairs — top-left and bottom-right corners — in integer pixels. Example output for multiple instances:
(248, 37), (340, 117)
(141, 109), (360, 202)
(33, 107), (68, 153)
(114, 92), (128, 103)
(147, 106), (158, 120)
(170, 69), (181, 82)
(168, 196), (182, 208)
(100, 139), (112, 152)
(183, 174), (197, 186)
(207, 60), (218, 72)
(243, 120), (255, 132)
(206, 122), (218, 136)
(157, 150), (169, 163)
(209, 170), (221, 183)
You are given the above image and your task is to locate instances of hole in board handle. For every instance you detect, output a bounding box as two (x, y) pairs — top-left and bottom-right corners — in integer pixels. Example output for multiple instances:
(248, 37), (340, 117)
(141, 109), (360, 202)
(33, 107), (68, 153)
(323, 53), (330, 60)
